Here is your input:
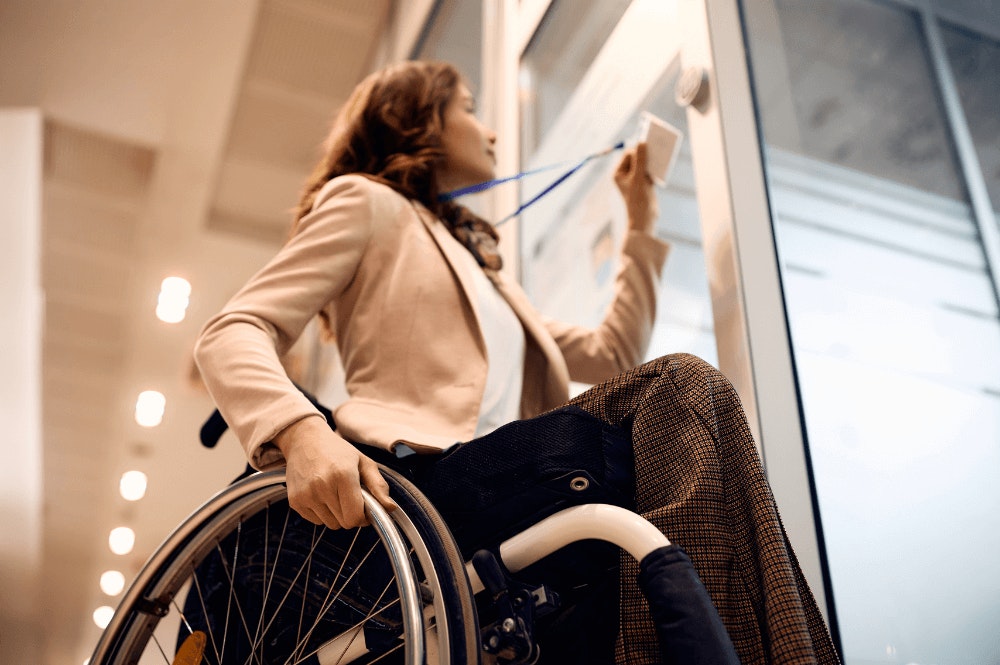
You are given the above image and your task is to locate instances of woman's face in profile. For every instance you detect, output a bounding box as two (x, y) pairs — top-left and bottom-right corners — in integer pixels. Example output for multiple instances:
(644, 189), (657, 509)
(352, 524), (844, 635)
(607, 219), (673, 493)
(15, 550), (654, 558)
(436, 85), (497, 192)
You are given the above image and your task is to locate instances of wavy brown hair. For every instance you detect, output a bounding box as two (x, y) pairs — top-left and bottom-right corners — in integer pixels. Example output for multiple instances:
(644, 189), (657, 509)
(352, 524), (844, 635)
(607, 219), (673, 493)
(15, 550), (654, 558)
(293, 60), (484, 233)
(293, 61), (498, 337)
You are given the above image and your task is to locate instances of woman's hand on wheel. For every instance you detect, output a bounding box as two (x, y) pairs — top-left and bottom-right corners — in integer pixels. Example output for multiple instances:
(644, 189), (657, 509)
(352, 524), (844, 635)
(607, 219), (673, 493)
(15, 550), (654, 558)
(614, 142), (658, 235)
(273, 415), (398, 529)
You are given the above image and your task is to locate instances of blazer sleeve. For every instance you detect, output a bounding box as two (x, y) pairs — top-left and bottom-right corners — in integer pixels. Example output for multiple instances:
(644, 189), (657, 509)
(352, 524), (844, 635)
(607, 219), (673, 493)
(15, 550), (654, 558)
(543, 230), (669, 384)
(193, 176), (375, 469)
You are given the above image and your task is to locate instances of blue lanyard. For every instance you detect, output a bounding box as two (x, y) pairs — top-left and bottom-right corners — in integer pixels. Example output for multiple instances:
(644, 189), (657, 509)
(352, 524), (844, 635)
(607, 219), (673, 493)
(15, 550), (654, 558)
(439, 141), (625, 227)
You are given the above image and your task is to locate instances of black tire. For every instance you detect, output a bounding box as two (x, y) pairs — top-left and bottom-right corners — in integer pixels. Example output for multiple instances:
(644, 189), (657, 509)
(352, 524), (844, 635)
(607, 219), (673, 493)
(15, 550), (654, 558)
(90, 468), (481, 664)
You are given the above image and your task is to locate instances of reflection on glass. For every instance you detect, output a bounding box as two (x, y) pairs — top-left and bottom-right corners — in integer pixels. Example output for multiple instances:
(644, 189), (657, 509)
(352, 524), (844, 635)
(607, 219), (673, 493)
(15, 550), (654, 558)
(744, 0), (1000, 662)
(517, 0), (715, 374)
(638, 73), (715, 365)
(941, 21), (1000, 211)
(756, 0), (963, 198)
(519, 0), (630, 160)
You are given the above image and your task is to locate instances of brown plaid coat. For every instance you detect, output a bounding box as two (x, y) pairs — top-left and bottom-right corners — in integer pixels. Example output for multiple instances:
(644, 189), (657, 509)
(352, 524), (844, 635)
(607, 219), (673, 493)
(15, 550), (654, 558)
(569, 354), (840, 665)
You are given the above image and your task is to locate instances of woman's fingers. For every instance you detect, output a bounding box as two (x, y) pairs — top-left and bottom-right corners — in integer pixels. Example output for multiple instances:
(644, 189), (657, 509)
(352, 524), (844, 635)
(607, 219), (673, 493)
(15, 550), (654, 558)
(291, 503), (327, 527)
(360, 460), (399, 515)
(309, 502), (346, 530)
(333, 470), (370, 528)
(288, 471), (370, 530)
(613, 142), (657, 233)
(615, 143), (654, 192)
(635, 142), (653, 184)
(274, 418), (402, 530)
(275, 417), (368, 529)
(615, 148), (636, 188)
(617, 149), (635, 176)
(635, 141), (648, 168)
(287, 471), (342, 528)
(277, 422), (400, 530)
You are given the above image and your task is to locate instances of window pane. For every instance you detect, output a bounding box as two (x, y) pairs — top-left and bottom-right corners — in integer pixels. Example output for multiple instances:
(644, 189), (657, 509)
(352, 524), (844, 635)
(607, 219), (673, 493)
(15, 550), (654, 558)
(519, 0), (630, 160)
(755, 0), (964, 199)
(743, 0), (1000, 663)
(517, 3), (716, 374)
(415, 0), (482, 95)
(640, 73), (715, 364)
(941, 21), (1000, 211)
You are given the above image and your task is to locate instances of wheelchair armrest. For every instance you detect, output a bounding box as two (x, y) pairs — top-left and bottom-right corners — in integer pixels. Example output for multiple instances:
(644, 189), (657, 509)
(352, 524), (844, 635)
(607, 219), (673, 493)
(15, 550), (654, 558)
(465, 503), (669, 595)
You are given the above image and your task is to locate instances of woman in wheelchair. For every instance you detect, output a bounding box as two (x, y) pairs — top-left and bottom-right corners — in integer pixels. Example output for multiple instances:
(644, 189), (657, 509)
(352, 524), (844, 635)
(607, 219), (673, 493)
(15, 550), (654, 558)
(183, 60), (839, 664)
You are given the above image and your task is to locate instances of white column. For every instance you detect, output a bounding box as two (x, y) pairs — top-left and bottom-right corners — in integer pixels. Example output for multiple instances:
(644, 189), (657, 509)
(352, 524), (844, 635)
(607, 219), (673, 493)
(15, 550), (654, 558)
(0, 108), (44, 660)
(482, 0), (521, 276)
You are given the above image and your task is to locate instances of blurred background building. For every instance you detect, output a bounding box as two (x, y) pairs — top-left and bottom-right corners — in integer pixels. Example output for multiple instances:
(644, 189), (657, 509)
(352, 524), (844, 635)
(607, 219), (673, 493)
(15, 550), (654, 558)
(1, 0), (997, 662)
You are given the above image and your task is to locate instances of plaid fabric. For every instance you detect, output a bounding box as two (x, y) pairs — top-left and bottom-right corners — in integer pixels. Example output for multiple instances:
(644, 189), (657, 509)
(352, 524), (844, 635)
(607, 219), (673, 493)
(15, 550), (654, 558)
(569, 354), (840, 665)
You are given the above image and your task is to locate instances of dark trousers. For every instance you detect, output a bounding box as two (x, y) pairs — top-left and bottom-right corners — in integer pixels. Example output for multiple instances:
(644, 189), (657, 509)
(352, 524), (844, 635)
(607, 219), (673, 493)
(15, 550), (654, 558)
(370, 405), (638, 664)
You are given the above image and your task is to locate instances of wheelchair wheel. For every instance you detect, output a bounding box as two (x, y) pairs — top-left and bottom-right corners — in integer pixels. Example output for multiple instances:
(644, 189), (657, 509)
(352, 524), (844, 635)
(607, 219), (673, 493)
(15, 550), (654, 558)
(90, 467), (481, 664)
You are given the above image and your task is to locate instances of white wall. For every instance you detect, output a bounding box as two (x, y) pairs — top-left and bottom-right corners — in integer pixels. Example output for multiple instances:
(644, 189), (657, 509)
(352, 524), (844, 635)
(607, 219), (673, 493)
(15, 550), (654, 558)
(0, 108), (44, 661)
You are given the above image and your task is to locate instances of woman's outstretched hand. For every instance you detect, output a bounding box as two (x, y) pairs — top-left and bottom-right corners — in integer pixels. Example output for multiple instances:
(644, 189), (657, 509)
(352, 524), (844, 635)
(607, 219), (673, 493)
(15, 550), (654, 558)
(274, 415), (398, 529)
(614, 142), (659, 235)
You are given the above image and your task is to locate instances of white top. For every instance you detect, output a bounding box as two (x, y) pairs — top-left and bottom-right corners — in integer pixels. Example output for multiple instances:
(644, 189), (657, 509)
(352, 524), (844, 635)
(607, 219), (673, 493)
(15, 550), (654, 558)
(449, 236), (526, 437)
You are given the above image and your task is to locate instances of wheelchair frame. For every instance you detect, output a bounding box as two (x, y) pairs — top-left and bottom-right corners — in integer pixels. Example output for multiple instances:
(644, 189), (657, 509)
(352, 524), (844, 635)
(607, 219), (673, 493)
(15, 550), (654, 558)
(90, 467), (671, 665)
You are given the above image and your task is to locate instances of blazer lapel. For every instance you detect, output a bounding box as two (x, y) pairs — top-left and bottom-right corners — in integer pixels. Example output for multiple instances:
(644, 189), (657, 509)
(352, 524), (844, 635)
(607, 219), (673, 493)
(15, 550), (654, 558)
(488, 269), (571, 409)
(412, 203), (484, 342)
(411, 201), (569, 411)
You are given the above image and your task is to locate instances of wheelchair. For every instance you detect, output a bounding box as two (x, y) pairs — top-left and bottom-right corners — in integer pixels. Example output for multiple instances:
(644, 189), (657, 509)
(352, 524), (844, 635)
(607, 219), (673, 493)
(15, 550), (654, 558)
(90, 384), (745, 665)
(89, 461), (688, 665)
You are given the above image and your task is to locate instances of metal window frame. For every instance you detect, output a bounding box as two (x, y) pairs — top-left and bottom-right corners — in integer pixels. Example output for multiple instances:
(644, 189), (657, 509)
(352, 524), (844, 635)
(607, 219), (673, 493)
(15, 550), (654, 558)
(915, 0), (1000, 309)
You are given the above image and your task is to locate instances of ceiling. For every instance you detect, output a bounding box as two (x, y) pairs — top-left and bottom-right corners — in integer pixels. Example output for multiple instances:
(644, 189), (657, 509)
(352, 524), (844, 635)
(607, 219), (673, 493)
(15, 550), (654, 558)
(0, 1), (392, 662)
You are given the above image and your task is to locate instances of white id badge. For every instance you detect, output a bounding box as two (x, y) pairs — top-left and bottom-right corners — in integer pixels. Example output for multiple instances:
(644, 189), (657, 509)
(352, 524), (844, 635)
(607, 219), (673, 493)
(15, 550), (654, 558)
(638, 111), (683, 187)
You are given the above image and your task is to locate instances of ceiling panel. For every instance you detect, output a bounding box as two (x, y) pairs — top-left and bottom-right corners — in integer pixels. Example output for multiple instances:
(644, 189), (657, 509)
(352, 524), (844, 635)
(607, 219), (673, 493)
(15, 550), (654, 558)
(247, 0), (381, 98)
(43, 188), (139, 254)
(227, 84), (334, 170)
(43, 121), (156, 203)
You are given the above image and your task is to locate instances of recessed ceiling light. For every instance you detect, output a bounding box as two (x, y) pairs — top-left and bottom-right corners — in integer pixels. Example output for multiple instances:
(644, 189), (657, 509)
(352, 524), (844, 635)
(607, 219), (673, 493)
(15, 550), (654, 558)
(156, 276), (191, 323)
(100, 570), (126, 596)
(108, 526), (135, 555)
(93, 605), (114, 629)
(119, 470), (147, 501)
(134, 391), (165, 428)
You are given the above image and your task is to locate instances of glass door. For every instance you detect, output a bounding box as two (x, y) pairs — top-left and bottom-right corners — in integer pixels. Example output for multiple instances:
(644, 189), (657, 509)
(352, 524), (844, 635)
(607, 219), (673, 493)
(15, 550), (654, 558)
(516, 0), (717, 366)
(501, 0), (832, 624)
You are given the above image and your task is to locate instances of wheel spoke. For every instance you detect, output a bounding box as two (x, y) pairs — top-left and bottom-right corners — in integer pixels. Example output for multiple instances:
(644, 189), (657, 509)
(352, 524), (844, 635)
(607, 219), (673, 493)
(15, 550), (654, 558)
(283, 531), (385, 665)
(212, 528), (263, 665)
(289, 579), (400, 665)
(91, 471), (477, 665)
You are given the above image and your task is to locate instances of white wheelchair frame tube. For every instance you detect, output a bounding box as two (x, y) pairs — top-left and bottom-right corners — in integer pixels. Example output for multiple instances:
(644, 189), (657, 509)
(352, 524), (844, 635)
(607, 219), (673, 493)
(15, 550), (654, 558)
(464, 503), (670, 595)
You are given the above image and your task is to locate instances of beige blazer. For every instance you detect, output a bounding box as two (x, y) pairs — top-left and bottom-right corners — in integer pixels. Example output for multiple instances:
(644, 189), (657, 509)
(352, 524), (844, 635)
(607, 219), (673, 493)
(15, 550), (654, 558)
(195, 175), (669, 469)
